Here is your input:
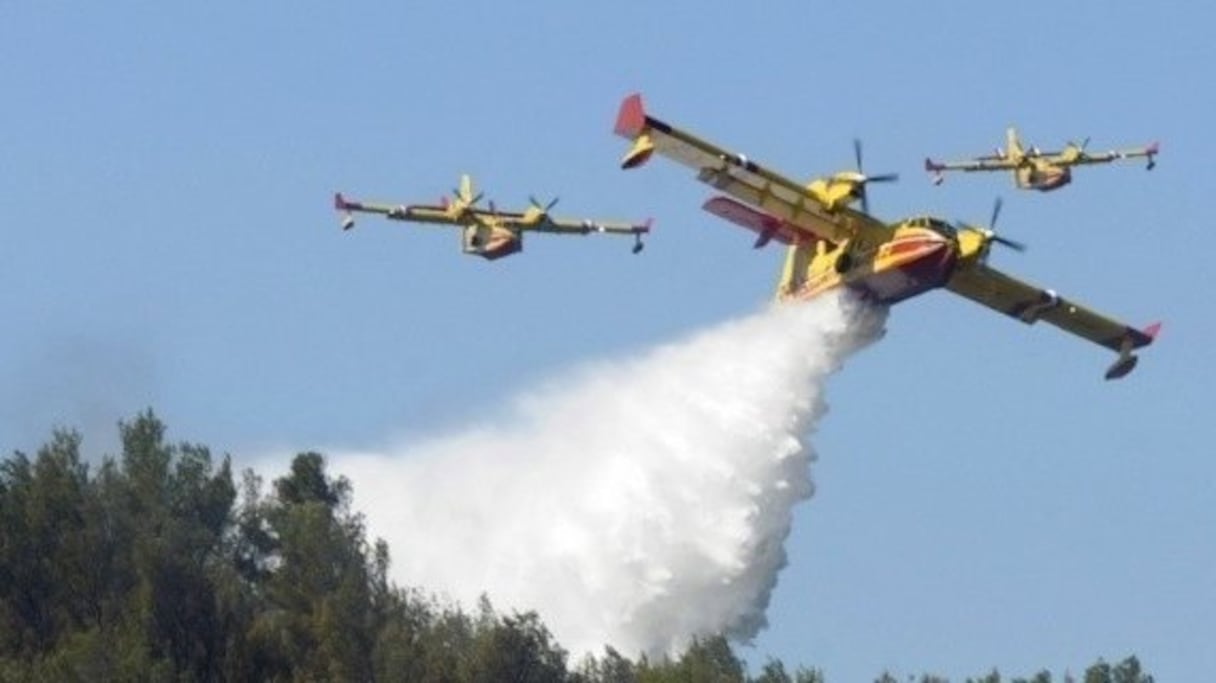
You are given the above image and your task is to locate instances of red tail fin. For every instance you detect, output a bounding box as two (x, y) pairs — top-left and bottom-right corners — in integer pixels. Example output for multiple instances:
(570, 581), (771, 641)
(615, 93), (647, 138)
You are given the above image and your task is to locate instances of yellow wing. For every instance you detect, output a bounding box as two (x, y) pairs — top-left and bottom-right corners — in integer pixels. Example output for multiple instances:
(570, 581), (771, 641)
(946, 263), (1160, 379)
(333, 194), (646, 233)
(335, 192), (650, 251)
(334, 194), (464, 228)
(614, 93), (888, 248)
(511, 214), (652, 237)
(924, 156), (1020, 173)
(1048, 141), (1160, 168)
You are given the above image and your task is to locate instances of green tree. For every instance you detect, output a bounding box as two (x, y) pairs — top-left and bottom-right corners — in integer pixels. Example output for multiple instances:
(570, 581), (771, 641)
(1085, 659), (1112, 683)
(637, 636), (745, 683)
(575, 646), (637, 683)
(1084, 656), (1153, 683)
(0, 431), (94, 656)
(116, 412), (238, 680)
(248, 451), (376, 681)
(467, 609), (569, 683)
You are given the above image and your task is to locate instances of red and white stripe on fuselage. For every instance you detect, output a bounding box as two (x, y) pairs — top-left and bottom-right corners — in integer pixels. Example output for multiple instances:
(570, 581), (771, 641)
(846, 231), (956, 304)
(788, 230), (956, 305)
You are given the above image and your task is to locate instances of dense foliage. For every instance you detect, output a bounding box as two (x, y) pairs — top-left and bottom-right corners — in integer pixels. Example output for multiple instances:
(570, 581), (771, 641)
(0, 412), (1152, 682)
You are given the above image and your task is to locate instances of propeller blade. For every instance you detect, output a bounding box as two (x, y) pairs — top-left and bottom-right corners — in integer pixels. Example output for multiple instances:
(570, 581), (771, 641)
(991, 234), (1027, 252)
(851, 139), (896, 215)
(955, 197), (1025, 254)
(865, 172), (899, 183)
(528, 195), (560, 212)
(1068, 137), (1091, 155)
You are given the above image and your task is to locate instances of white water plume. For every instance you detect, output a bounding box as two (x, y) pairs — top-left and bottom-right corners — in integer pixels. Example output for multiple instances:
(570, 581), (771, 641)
(334, 291), (886, 658)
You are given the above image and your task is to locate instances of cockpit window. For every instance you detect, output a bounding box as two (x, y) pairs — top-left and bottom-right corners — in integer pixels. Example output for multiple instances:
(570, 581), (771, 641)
(926, 217), (956, 238)
(897, 216), (955, 237)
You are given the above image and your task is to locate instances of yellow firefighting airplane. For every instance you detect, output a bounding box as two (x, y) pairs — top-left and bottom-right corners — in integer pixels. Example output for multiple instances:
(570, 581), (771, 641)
(614, 94), (1159, 379)
(925, 127), (1159, 191)
(334, 174), (651, 260)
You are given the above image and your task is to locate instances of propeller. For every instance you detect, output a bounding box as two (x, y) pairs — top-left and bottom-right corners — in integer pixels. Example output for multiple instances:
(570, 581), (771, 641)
(528, 195), (560, 214)
(851, 138), (899, 214)
(956, 197), (1027, 255)
(452, 187), (485, 207)
(1067, 136), (1091, 157)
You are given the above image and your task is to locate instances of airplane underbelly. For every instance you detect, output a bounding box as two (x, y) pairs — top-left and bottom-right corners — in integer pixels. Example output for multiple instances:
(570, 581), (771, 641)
(852, 243), (956, 304)
(480, 240), (522, 260)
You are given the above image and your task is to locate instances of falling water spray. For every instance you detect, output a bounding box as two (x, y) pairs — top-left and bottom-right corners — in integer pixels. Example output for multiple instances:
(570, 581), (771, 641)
(334, 291), (886, 658)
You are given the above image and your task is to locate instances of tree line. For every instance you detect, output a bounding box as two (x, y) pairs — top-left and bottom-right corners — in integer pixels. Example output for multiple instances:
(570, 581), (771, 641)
(0, 411), (1152, 682)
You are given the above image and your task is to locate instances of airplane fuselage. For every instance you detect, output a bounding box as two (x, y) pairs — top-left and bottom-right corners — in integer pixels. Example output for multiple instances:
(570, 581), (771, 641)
(780, 219), (961, 305)
(462, 221), (522, 260)
(1015, 160), (1072, 192)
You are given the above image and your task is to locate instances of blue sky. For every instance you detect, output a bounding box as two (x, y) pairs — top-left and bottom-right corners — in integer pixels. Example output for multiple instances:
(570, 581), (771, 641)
(2, 2), (1213, 680)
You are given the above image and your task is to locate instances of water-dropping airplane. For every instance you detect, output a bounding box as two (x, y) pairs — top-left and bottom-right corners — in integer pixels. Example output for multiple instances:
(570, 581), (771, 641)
(615, 94), (1159, 379)
(925, 127), (1158, 191)
(335, 174), (651, 260)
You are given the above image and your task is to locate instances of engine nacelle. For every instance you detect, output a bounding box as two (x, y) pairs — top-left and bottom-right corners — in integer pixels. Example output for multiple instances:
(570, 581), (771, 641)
(1017, 289), (1061, 323)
